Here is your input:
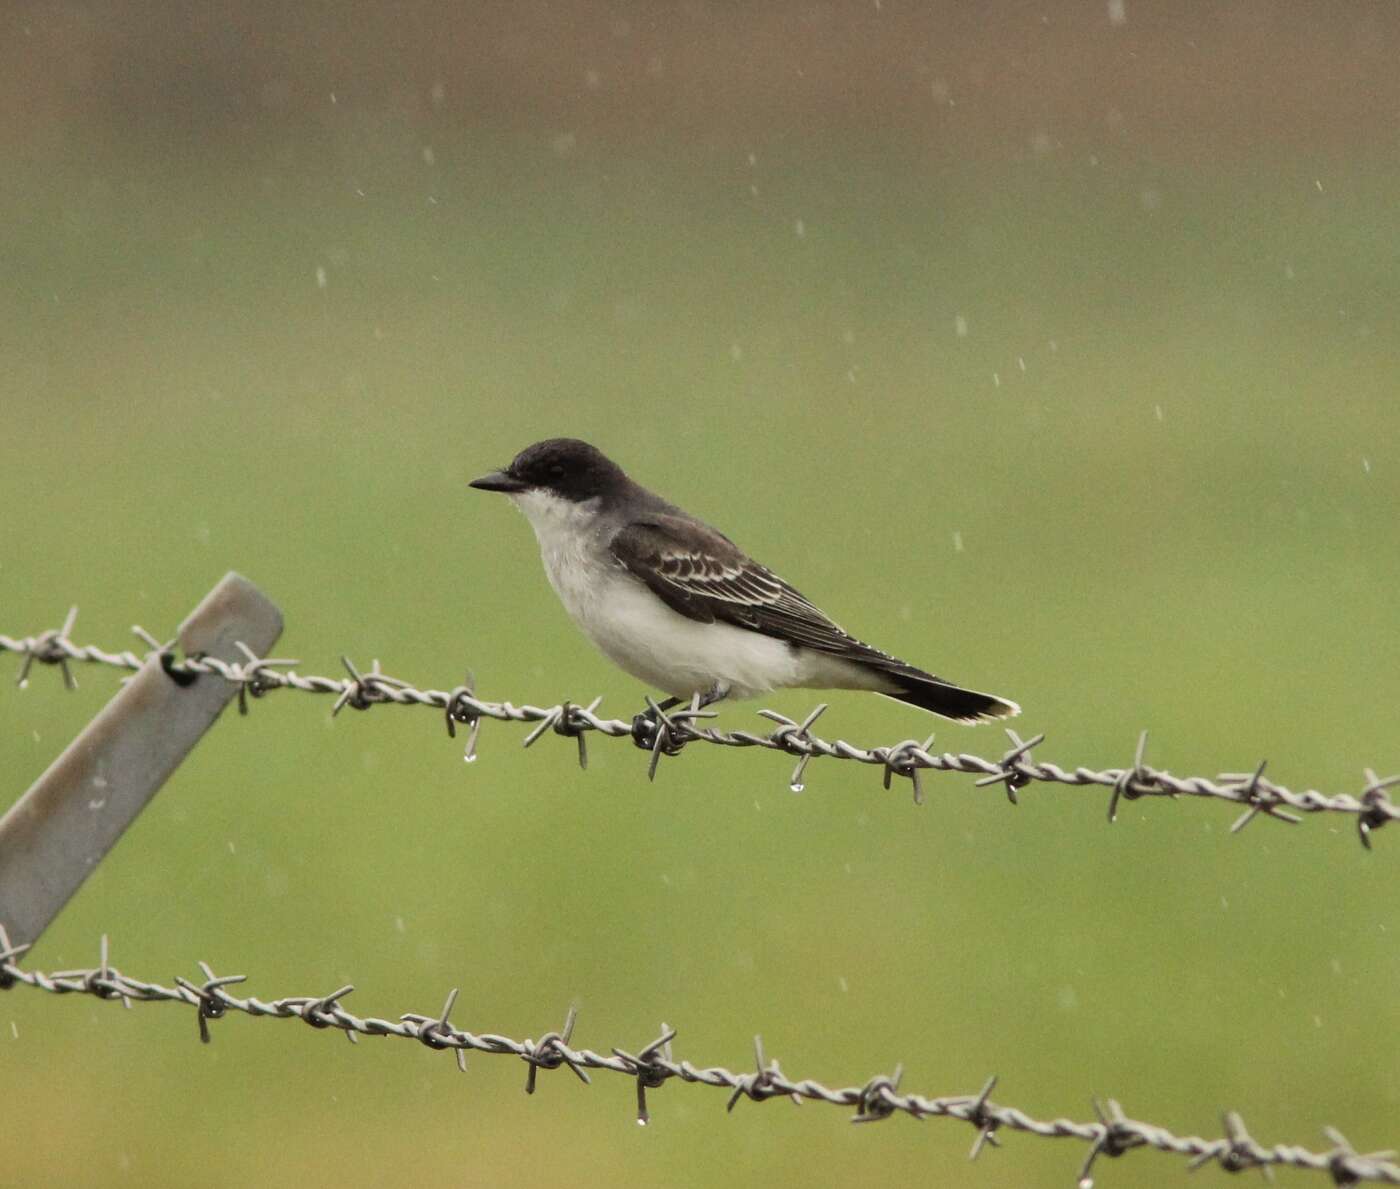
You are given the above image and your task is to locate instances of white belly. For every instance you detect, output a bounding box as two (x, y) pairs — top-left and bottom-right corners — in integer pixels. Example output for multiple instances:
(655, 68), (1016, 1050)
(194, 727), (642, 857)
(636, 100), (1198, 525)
(568, 567), (809, 699)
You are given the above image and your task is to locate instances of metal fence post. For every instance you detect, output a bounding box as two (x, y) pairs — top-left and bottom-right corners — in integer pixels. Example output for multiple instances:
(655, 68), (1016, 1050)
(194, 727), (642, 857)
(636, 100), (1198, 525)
(0, 572), (282, 950)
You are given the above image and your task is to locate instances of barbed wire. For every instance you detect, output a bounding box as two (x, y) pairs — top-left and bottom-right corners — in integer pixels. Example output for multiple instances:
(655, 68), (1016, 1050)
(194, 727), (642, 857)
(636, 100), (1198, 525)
(3, 611), (1396, 847)
(0, 928), (1394, 1186)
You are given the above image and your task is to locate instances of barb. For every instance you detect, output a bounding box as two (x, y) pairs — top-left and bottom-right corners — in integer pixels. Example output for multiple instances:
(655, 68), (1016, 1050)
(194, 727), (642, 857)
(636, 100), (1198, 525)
(3, 619), (1397, 846)
(0, 933), (1395, 1185)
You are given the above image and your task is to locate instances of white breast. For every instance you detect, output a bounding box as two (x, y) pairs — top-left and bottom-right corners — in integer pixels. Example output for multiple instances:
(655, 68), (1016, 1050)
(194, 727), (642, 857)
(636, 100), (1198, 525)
(510, 490), (617, 642)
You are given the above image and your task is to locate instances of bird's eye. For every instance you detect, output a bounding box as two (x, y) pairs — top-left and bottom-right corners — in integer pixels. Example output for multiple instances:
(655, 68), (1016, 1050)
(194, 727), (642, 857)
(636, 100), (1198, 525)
(548, 464), (566, 478)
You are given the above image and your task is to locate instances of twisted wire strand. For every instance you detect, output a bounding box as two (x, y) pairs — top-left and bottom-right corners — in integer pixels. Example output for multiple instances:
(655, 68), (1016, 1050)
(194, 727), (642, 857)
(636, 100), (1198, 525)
(3, 618), (1397, 846)
(0, 933), (1395, 1186)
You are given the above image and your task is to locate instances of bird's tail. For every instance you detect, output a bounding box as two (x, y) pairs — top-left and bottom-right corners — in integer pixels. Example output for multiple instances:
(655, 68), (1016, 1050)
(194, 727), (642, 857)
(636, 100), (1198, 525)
(880, 672), (1020, 724)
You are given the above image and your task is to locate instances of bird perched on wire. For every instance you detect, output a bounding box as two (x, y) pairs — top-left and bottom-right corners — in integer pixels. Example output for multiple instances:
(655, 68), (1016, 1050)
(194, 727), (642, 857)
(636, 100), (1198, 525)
(470, 438), (1019, 726)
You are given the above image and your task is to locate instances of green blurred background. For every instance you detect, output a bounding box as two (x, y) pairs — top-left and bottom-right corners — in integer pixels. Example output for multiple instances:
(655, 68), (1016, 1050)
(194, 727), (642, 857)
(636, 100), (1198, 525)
(3, 2), (1398, 1185)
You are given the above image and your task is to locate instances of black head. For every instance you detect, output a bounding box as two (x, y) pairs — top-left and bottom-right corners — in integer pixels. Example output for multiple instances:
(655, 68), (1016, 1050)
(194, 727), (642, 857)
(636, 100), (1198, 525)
(469, 438), (629, 503)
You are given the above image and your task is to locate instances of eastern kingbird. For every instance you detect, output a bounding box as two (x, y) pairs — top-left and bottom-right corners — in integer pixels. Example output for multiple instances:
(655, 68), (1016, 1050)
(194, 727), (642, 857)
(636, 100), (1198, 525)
(470, 438), (1019, 723)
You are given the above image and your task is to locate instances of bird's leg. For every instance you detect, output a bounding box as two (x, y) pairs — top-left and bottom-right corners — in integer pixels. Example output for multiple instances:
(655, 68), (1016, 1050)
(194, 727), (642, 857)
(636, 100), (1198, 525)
(691, 685), (727, 711)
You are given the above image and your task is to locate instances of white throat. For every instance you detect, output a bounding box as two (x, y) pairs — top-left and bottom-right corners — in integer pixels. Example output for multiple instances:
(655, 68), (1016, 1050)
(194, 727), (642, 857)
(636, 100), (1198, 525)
(508, 489), (602, 549)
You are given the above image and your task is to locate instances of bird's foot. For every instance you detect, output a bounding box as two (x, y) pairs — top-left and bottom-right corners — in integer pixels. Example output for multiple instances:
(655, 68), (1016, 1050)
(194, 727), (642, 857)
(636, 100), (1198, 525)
(629, 690), (724, 757)
(631, 697), (688, 756)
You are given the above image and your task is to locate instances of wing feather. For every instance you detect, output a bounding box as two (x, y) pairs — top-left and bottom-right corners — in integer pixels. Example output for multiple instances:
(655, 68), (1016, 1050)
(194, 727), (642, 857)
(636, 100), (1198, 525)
(609, 516), (898, 662)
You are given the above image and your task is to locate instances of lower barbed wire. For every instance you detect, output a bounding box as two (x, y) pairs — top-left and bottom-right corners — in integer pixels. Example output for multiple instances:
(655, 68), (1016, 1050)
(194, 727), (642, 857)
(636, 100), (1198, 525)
(0, 935), (1395, 1185)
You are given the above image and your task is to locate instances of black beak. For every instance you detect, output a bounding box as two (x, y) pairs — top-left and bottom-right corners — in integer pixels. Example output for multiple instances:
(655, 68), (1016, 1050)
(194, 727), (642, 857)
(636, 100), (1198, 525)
(469, 469), (527, 494)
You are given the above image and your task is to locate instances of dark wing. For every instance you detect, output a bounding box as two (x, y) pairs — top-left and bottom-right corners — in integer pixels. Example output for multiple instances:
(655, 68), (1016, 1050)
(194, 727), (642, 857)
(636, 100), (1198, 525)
(610, 514), (1019, 723)
(609, 515), (889, 659)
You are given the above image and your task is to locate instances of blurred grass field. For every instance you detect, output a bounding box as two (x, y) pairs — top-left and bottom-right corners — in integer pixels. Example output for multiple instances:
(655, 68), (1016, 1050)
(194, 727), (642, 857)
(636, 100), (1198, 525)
(3, 4), (1399, 1186)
